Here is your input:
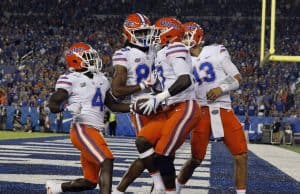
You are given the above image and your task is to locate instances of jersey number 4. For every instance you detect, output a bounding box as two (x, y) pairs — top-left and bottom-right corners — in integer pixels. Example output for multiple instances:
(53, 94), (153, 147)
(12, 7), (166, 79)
(92, 88), (104, 111)
(193, 62), (216, 85)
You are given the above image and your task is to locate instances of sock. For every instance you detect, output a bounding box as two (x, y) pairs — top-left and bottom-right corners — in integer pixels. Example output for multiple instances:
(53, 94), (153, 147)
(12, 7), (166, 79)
(151, 171), (165, 190)
(176, 179), (184, 193)
(166, 189), (177, 194)
(236, 189), (246, 194)
(46, 181), (62, 193)
(53, 183), (62, 193)
(112, 189), (124, 194)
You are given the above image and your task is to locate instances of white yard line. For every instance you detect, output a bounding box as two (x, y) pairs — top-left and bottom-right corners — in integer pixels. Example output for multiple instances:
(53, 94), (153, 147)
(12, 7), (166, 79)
(248, 144), (300, 181)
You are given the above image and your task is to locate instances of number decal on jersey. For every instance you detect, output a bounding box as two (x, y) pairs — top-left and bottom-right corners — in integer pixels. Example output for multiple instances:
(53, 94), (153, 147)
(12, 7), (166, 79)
(136, 63), (150, 83)
(193, 62), (216, 85)
(156, 66), (165, 89)
(92, 88), (104, 111)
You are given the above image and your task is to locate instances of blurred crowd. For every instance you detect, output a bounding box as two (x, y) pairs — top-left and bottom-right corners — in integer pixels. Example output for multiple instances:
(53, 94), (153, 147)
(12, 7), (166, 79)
(0, 0), (299, 122)
(2, 0), (299, 17)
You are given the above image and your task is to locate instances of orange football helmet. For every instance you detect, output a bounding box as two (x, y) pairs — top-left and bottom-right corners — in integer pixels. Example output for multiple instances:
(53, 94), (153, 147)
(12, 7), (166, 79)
(123, 13), (153, 47)
(153, 17), (184, 46)
(65, 42), (101, 73)
(182, 22), (204, 48)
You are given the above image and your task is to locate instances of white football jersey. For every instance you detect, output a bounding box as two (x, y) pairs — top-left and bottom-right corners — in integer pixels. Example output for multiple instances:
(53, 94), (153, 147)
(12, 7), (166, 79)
(192, 44), (240, 109)
(55, 72), (110, 129)
(154, 42), (195, 105)
(112, 46), (155, 102)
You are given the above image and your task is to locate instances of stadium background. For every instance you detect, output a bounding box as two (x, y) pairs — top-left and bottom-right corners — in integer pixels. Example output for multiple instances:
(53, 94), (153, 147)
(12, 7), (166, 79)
(0, 1), (300, 194)
(0, 0), (299, 140)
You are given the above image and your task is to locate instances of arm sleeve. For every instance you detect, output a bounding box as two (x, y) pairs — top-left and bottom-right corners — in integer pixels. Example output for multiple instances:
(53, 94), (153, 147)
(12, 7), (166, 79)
(55, 74), (73, 94)
(166, 43), (191, 76)
(112, 49), (128, 68)
(169, 57), (192, 76)
(219, 46), (240, 76)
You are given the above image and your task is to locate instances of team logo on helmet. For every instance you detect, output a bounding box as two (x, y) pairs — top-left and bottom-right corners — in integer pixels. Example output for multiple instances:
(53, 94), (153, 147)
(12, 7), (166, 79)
(66, 48), (84, 56)
(160, 20), (179, 29)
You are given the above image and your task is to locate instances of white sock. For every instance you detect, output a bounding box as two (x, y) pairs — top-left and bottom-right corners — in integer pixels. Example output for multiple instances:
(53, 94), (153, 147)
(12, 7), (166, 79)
(166, 190), (177, 194)
(151, 171), (165, 190)
(112, 189), (124, 194)
(46, 181), (62, 193)
(176, 179), (184, 193)
(236, 189), (246, 194)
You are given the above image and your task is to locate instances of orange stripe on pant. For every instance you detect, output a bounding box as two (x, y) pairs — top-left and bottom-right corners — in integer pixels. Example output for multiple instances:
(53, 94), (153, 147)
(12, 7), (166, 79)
(70, 123), (114, 183)
(138, 100), (200, 156)
(191, 106), (248, 160)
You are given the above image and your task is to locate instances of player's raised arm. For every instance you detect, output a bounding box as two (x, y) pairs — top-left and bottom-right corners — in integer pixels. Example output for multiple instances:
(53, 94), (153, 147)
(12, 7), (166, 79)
(48, 88), (68, 113)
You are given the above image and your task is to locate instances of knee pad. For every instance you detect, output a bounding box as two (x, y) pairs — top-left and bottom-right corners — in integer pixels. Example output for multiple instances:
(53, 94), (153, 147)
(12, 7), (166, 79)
(61, 178), (97, 192)
(135, 137), (153, 154)
(155, 155), (175, 177)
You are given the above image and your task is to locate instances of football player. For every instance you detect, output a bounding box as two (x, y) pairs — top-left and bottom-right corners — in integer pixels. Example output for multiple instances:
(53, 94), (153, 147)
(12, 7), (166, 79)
(134, 17), (200, 194)
(111, 13), (166, 194)
(176, 22), (248, 194)
(46, 42), (130, 194)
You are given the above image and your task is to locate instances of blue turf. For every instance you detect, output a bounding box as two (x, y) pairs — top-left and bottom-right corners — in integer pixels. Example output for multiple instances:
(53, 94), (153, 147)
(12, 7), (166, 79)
(0, 137), (300, 193)
(209, 142), (300, 194)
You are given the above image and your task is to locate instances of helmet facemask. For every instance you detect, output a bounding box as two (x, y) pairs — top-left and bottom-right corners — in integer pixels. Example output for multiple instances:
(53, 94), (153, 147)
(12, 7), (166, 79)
(183, 31), (197, 49)
(73, 49), (102, 74)
(182, 22), (204, 49)
(151, 27), (175, 47)
(126, 26), (154, 48)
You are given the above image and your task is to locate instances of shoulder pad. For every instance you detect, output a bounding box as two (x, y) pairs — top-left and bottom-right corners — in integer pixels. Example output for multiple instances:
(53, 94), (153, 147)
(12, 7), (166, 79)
(166, 42), (188, 57)
(121, 47), (130, 52)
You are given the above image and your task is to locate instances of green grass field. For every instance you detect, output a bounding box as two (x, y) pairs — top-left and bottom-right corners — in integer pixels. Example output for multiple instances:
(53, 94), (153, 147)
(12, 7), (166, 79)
(278, 144), (300, 154)
(0, 130), (67, 140)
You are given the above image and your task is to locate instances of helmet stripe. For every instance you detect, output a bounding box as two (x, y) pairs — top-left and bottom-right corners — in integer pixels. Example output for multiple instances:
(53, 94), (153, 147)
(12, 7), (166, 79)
(136, 13), (145, 26)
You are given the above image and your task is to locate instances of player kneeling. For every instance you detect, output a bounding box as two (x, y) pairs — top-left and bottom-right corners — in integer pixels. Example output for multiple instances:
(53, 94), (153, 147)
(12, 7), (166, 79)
(46, 42), (130, 194)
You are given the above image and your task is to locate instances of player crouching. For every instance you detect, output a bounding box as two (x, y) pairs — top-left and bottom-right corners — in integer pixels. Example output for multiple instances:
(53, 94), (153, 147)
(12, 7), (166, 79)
(46, 42), (130, 194)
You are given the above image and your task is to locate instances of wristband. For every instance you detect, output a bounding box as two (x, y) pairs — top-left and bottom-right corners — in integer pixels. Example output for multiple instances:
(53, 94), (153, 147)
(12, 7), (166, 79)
(139, 82), (146, 90)
(219, 76), (239, 93)
(156, 90), (171, 101)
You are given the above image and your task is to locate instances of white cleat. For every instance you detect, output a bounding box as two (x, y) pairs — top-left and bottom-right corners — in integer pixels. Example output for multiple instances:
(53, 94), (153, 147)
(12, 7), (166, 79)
(46, 180), (62, 194)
